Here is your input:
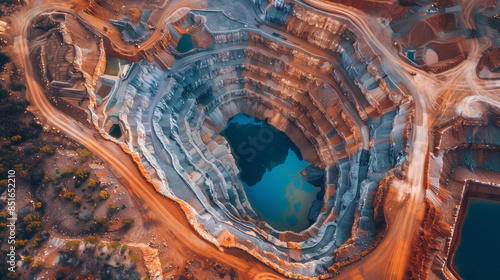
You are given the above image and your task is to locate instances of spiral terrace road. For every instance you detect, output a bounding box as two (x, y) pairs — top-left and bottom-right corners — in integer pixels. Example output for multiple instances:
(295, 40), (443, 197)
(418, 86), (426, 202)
(9, 0), (431, 279)
(300, 1), (429, 280)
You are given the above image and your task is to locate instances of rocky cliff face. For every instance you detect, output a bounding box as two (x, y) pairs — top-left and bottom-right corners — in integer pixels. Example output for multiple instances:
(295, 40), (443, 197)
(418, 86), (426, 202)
(83, 0), (413, 277)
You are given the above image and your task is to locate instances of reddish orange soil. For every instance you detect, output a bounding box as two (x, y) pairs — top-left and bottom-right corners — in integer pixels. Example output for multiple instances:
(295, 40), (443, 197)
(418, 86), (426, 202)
(326, 0), (413, 19)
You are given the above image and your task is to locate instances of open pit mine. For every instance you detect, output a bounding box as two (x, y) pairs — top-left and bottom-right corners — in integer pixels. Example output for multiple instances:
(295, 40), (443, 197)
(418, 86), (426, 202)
(3, 0), (500, 279)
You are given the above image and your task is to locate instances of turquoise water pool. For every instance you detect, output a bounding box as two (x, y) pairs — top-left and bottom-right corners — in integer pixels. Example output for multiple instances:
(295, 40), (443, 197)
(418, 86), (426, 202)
(452, 198), (500, 280)
(222, 113), (322, 232)
(176, 34), (195, 53)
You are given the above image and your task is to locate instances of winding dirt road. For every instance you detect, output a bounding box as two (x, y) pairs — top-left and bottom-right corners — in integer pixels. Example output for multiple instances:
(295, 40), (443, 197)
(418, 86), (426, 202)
(298, 1), (430, 279)
(10, 0), (280, 279)
(6, 0), (455, 279)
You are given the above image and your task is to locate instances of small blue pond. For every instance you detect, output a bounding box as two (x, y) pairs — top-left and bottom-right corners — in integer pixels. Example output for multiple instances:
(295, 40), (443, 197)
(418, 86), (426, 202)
(221, 113), (322, 232)
(176, 34), (195, 53)
(452, 198), (500, 280)
(407, 50), (418, 64)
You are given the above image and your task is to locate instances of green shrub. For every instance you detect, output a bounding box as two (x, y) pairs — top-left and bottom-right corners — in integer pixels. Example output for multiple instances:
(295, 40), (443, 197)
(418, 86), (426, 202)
(63, 192), (75, 201)
(64, 240), (81, 254)
(84, 235), (101, 245)
(122, 219), (134, 229)
(99, 190), (108, 200)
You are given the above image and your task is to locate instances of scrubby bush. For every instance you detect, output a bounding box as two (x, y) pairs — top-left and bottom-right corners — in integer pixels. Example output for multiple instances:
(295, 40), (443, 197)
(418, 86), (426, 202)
(99, 190), (108, 200)
(88, 178), (97, 189)
(0, 179), (8, 190)
(6, 271), (18, 279)
(63, 192), (75, 201)
(72, 196), (82, 206)
(84, 194), (94, 204)
(120, 245), (128, 254)
(19, 169), (29, 180)
(108, 203), (117, 215)
(33, 260), (45, 270)
(40, 145), (54, 155)
(41, 230), (50, 240)
(10, 135), (21, 143)
(64, 240), (81, 254)
(122, 219), (134, 229)
(93, 217), (110, 231)
(84, 235), (101, 244)
(23, 214), (41, 233)
(76, 148), (92, 159)
(32, 237), (43, 248)
(26, 221), (41, 233)
(23, 255), (34, 265)
(64, 166), (75, 175)
(107, 241), (121, 251)
(76, 169), (90, 181)
(15, 239), (28, 248)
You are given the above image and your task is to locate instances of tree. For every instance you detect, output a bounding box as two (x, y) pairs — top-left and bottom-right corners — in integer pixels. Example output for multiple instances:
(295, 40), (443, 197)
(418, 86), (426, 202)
(76, 148), (92, 159)
(6, 271), (18, 279)
(19, 169), (29, 180)
(63, 192), (75, 201)
(40, 145), (54, 155)
(64, 166), (75, 175)
(15, 239), (28, 247)
(64, 240), (81, 254)
(76, 169), (90, 181)
(23, 255), (34, 265)
(88, 178), (97, 189)
(32, 237), (43, 248)
(10, 135), (21, 143)
(26, 221), (40, 233)
(23, 214), (41, 233)
(99, 190), (108, 200)
(94, 217), (110, 231)
(36, 202), (42, 209)
(41, 230), (50, 240)
(107, 241), (121, 251)
(84, 235), (101, 245)
(108, 203), (117, 215)
(120, 245), (128, 254)
(0, 179), (7, 192)
(33, 260), (45, 270)
(23, 213), (36, 224)
(14, 164), (23, 172)
(72, 196), (82, 206)
(122, 219), (134, 229)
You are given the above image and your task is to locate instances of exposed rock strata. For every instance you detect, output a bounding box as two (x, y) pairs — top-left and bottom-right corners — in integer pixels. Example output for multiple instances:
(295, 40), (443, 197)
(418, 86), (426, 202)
(87, 4), (412, 276)
(410, 114), (500, 279)
(46, 0), (416, 277)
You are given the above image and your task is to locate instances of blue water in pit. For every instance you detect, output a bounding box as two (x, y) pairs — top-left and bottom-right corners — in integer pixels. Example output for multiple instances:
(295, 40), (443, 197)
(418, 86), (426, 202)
(452, 198), (500, 280)
(176, 34), (195, 53)
(221, 113), (321, 232)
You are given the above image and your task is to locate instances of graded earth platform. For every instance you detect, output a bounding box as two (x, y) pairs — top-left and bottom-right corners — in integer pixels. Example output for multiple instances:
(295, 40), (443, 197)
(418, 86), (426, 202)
(0, 0), (499, 279)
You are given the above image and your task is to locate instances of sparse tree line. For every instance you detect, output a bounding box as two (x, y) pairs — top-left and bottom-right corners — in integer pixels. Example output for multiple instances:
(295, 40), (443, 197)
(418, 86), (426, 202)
(0, 39), (138, 279)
